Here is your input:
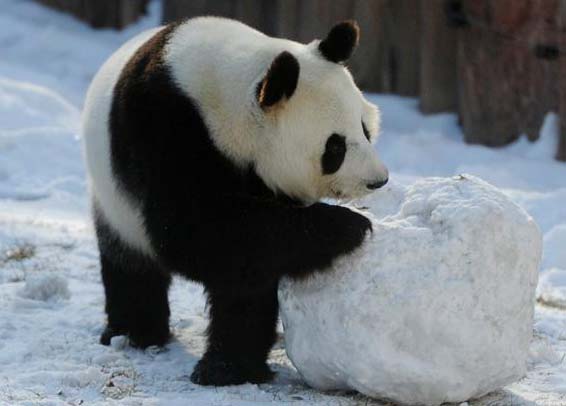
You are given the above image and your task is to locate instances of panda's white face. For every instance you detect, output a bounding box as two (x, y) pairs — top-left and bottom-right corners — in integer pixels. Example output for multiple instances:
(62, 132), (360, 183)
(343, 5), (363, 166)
(255, 66), (387, 204)
(253, 36), (388, 205)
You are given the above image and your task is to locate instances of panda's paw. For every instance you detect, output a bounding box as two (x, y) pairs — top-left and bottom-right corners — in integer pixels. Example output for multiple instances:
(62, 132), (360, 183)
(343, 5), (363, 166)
(128, 327), (171, 349)
(190, 354), (274, 386)
(342, 208), (372, 243)
(100, 325), (128, 346)
(318, 204), (372, 250)
(100, 324), (170, 349)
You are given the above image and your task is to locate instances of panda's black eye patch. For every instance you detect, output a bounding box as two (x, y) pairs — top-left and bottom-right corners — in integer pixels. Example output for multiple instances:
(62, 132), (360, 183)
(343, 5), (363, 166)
(322, 133), (346, 175)
(362, 121), (371, 141)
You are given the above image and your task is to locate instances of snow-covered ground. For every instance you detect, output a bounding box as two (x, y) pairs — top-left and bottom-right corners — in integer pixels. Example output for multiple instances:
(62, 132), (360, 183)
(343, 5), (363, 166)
(0, 1), (565, 405)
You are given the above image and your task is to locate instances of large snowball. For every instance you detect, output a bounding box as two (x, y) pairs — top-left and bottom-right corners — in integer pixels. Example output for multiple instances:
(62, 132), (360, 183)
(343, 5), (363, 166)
(279, 175), (541, 406)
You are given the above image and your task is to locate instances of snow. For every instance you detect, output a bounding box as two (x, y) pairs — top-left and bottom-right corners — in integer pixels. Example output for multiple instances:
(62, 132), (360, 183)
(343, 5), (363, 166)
(0, 0), (565, 405)
(543, 225), (566, 270)
(279, 176), (541, 405)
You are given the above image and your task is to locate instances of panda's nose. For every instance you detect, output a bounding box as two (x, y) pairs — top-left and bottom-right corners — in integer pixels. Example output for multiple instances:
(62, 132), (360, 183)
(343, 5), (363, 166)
(366, 177), (388, 190)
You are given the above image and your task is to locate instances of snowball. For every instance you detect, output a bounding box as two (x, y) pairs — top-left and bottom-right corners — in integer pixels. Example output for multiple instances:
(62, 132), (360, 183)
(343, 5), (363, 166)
(279, 175), (541, 406)
(19, 273), (71, 301)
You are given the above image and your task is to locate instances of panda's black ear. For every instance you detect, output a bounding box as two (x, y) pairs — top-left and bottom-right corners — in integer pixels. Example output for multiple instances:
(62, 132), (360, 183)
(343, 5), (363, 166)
(318, 20), (360, 63)
(256, 51), (299, 109)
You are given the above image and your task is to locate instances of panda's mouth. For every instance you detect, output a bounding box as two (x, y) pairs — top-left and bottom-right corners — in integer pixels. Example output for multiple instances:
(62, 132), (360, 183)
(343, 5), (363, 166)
(329, 183), (375, 202)
(330, 188), (357, 203)
(330, 188), (343, 198)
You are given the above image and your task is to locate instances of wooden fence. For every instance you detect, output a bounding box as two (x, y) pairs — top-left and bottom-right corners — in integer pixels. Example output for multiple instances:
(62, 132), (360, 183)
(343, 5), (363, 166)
(35, 0), (149, 29)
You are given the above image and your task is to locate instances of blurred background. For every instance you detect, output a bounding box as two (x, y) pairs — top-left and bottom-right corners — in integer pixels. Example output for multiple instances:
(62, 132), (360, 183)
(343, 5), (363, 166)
(35, 0), (566, 160)
(1, 1), (566, 405)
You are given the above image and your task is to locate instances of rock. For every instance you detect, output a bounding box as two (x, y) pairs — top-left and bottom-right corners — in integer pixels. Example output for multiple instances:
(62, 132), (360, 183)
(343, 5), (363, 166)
(279, 175), (541, 405)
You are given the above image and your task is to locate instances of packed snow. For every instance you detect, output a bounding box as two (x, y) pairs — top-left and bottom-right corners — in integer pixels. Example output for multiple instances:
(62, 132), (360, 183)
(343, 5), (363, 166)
(0, 0), (565, 405)
(280, 176), (541, 405)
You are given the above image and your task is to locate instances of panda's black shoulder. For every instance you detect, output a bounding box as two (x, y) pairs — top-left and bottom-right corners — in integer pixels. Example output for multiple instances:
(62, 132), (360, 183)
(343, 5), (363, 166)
(108, 21), (198, 198)
(114, 22), (180, 97)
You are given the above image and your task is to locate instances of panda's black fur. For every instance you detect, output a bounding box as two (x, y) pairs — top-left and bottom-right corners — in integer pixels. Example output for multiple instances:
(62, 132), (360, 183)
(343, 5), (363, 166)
(94, 20), (372, 386)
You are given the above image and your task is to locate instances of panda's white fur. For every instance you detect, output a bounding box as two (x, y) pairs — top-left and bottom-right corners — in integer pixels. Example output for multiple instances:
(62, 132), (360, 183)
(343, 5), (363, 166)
(82, 28), (161, 255)
(83, 17), (386, 254)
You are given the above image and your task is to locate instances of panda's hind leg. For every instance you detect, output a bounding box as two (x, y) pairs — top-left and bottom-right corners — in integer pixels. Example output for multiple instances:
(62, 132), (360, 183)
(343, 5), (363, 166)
(190, 283), (279, 386)
(95, 208), (171, 349)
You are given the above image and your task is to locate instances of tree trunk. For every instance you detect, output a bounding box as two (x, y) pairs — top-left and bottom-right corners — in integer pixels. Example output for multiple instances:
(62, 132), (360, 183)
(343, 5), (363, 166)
(380, 0), (421, 95)
(557, 1), (566, 161)
(458, 0), (560, 146)
(419, 0), (458, 113)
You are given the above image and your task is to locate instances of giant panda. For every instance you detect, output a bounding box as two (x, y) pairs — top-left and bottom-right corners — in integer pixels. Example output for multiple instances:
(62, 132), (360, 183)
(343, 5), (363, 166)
(82, 17), (388, 386)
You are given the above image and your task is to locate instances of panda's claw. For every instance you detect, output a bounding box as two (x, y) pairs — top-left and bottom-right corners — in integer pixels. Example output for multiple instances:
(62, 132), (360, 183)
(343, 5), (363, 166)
(190, 354), (274, 386)
(128, 328), (171, 349)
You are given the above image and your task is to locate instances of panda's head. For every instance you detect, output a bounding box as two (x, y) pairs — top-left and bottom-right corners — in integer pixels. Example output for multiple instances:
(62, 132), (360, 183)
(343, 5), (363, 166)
(253, 21), (388, 205)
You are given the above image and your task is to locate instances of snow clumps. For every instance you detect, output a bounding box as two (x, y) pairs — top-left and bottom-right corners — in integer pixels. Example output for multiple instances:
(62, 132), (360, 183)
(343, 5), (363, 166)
(19, 273), (71, 301)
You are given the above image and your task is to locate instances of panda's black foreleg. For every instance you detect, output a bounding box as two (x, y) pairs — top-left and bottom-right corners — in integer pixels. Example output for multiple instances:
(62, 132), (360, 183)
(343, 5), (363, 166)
(99, 254), (172, 348)
(190, 283), (279, 386)
(95, 208), (172, 349)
